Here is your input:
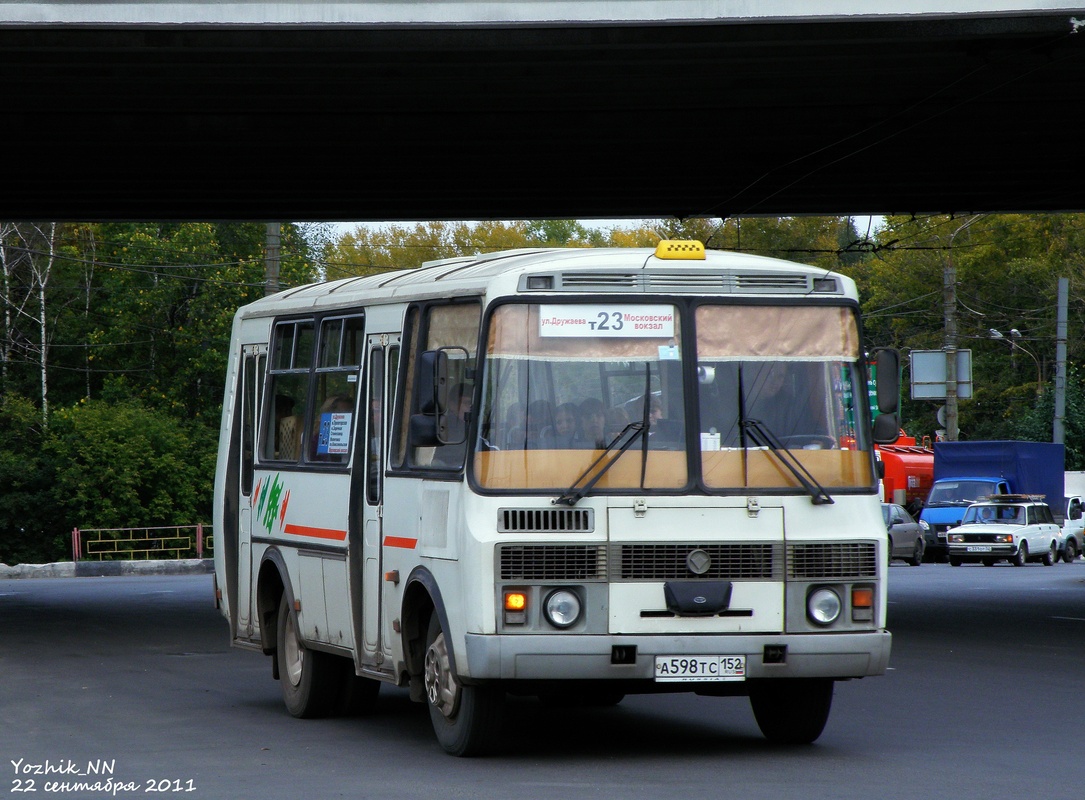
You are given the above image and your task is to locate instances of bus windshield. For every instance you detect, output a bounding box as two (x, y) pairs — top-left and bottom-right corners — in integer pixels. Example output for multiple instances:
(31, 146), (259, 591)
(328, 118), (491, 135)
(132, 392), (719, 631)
(472, 301), (873, 494)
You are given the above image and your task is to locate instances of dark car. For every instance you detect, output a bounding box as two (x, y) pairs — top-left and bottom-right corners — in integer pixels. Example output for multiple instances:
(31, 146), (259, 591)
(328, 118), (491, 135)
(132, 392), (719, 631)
(883, 503), (925, 566)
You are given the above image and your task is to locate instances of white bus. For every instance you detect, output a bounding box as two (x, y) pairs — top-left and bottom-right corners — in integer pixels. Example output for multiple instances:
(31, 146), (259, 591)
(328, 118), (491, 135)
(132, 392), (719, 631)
(213, 240), (901, 755)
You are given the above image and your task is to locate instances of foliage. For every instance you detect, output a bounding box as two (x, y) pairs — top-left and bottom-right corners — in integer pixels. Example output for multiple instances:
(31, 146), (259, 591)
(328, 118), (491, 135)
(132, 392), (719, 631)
(1011, 366), (1085, 469)
(0, 222), (317, 563)
(855, 214), (1084, 442)
(321, 220), (611, 276)
(1, 213), (1082, 563)
(0, 394), (62, 564)
(46, 398), (215, 532)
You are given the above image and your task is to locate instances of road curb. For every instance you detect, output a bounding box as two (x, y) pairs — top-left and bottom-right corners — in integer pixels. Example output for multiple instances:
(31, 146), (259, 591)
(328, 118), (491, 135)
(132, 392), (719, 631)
(0, 559), (213, 580)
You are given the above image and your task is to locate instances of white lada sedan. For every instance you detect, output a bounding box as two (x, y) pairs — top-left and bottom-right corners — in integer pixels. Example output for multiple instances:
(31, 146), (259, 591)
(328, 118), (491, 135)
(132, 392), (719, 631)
(947, 496), (1061, 567)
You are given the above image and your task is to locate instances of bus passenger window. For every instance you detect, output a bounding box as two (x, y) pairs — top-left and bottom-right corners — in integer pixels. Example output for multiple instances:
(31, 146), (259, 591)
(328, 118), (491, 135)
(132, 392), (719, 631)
(261, 320), (314, 462)
(306, 314), (364, 464)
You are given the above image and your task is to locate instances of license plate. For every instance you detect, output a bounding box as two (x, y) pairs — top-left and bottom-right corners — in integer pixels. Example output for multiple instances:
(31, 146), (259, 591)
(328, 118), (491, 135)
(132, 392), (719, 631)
(654, 655), (746, 682)
(966, 545), (993, 552)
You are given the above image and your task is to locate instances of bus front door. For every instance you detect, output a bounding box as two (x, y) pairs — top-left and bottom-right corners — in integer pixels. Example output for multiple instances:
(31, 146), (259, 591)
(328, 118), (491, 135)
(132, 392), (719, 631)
(236, 345), (264, 639)
(351, 336), (398, 675)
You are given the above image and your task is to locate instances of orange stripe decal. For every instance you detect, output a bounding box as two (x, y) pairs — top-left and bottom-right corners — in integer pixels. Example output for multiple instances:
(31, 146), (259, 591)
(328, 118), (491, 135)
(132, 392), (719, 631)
(283, 523), (348, 542)
(384, 536), (418, 550)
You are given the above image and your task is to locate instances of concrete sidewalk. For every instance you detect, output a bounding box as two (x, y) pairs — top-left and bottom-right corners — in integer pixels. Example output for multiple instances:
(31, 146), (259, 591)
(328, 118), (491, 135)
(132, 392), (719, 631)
(0, 558), (214, 579)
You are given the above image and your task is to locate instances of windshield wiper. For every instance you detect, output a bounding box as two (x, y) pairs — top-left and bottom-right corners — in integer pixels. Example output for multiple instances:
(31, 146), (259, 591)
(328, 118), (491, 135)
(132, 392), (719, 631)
(741, 418), (834, 505)
(554, 422), (648, 507)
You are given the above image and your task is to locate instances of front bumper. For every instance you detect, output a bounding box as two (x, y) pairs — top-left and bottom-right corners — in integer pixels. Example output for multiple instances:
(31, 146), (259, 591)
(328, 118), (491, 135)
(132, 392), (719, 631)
(463, 630), (891, 681)
(948, 543), (1016, 560)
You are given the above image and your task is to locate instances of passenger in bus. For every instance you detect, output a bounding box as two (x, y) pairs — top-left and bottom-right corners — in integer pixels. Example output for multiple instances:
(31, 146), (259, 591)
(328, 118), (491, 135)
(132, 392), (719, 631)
(577, 398), (607, 449)
(274, 395), (300, 460)
(544, 402), (581, 449)
(535, 402), (578, 449)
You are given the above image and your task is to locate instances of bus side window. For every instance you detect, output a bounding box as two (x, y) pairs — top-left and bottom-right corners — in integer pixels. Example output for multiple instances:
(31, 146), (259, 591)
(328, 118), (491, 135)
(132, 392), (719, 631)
(306, 315), (364, 464)
(261, 320), (314, 462)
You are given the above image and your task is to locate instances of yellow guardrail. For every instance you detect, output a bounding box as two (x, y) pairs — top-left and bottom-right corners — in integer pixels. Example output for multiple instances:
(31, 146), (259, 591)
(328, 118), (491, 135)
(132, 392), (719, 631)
(71, 524), (212, 561)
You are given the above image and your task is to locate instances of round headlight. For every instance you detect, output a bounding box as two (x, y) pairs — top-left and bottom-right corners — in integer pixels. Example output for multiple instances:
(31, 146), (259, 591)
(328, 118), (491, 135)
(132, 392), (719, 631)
(807, 587), (842, 626)
(544, 590), (582, 629)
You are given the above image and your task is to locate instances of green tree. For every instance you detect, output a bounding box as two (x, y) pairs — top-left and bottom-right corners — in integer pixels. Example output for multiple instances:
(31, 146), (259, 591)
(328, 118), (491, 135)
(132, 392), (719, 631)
(859, 214), (1084, 443)
(0, 394), (63, 564)
(46, 398), (214, 533)
(1011, 365), (1085, 468)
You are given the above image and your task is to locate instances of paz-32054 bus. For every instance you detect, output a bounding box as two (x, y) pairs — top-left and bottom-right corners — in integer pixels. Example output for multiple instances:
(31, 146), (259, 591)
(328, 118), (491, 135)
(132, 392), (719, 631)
(213, 240), (900, 755)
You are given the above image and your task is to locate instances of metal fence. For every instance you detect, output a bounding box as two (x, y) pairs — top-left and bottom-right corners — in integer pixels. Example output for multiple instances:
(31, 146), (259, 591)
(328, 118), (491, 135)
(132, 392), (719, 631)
(71, 524), (212, 561)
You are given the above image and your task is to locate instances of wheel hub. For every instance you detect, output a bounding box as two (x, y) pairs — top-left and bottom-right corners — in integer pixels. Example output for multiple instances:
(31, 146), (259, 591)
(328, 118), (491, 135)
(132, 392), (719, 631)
(283, 610), (303, 687)
(424, 630), (460, 718)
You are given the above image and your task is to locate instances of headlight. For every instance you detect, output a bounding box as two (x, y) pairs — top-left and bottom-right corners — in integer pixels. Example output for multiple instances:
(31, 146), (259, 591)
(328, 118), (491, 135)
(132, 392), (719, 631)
(544, 590), (581, 629)
(995, 534), (1013, 543)
(919, 519), (930, 532)
(807, 587), (842, 626)
(948, 533), (963, 543)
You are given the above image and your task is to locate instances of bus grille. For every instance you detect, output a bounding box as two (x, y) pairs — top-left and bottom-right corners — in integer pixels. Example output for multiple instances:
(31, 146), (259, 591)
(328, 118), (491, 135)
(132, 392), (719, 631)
(611, 543), (781, 581)
(733, 274), (812, 292)
(788, 542), (877, 579)
(498, 508), (595, 533)
(498, 545), (607, 581)
(549, 271), (819, 294)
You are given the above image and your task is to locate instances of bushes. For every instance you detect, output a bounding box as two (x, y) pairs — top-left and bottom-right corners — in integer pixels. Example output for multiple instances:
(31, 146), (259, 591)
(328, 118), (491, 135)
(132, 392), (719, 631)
(0, 396), (63, 564)
(0, 395), (214, 565)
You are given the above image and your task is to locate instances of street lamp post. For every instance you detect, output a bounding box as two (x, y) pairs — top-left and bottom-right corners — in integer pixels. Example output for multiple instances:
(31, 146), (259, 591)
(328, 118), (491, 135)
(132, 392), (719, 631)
(989, 328), (1042, 394)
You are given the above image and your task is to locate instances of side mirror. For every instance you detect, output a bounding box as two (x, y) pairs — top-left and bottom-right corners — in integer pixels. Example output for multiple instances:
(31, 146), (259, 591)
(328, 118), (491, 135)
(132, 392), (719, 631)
(409, 413), (440, 447)
(872, 412), (901, 444)
(413, 347), (470, 447)
(417, 350), (450, 415)
(873, 348), (900, 414)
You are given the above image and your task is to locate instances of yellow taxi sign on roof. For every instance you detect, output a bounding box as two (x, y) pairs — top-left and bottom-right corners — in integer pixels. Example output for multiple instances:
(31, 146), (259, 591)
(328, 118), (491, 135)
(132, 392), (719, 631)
(654, 240), (705, 260)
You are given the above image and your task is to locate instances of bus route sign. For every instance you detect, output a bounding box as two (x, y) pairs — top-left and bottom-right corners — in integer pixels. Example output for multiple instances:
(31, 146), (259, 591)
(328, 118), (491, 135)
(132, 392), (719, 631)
(539, 304), (675, 338)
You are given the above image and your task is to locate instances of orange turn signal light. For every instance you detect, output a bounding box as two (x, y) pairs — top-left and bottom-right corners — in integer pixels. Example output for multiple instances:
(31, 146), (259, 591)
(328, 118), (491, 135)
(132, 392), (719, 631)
(504, 592), (528, 612)
(852, 586), (874, 608)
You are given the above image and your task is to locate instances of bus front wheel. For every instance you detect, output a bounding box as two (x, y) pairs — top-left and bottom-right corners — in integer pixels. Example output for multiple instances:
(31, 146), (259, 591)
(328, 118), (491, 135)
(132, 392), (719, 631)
(423, 614), (504, 756)
(276, 595), (338, 718)
(749, 678), (834, 745)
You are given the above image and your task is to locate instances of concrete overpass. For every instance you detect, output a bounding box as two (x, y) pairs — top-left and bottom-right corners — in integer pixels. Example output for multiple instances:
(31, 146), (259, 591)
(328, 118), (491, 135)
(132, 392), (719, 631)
(2, 2), (1085, 221)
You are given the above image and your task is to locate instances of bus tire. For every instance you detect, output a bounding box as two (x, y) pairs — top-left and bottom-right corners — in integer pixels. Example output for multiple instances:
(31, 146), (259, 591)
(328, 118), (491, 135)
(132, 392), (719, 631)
(424, 613), (504, 756)
(276, 594), (338, 718)
(749, 679), (833, 745)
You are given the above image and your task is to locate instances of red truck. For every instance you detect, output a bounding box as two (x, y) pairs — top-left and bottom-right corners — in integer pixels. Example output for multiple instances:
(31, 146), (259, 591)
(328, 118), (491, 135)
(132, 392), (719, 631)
(877, 436), (934, 515)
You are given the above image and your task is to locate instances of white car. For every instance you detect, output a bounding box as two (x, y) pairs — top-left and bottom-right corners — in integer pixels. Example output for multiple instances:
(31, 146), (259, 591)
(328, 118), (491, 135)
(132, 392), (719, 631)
(946, 496), (1061, 567)
(1060, 495), (1083, 562)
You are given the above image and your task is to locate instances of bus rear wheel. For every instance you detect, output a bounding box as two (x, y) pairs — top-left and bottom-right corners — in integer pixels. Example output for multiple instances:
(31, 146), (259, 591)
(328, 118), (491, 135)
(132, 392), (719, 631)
(276, 594), (338, 718)
(424, 614), (504, 756)
(749, 679), (834, 745)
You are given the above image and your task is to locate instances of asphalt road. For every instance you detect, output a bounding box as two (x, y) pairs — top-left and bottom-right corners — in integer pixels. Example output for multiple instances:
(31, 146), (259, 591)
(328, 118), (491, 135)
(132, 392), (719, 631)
(2, 563), (1084, 800)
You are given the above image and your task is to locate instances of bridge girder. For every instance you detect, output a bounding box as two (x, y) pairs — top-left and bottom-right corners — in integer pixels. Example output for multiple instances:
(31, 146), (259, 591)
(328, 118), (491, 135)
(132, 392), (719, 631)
(2, 12), (1084, 221)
